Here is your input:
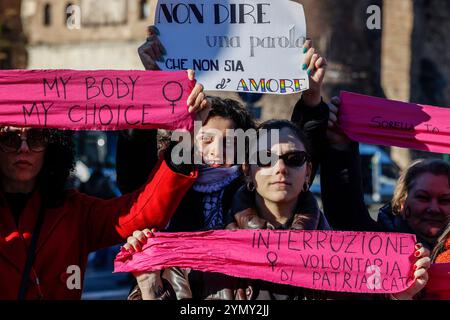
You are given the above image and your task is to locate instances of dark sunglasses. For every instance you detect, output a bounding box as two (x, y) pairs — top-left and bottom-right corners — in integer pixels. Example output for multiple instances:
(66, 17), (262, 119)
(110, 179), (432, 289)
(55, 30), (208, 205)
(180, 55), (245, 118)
(255, 150), (310, 168)
(0, 129), (49, 153)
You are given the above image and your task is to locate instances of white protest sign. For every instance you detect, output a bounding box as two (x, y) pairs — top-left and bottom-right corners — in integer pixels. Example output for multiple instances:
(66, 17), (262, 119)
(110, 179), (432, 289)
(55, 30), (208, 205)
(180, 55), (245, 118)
(155, 0), (309, 95)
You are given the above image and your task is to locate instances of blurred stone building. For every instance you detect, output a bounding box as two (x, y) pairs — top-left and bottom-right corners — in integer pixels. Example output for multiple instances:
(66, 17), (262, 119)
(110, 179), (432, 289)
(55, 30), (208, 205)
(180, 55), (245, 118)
(20, 0), (154, 69)
(297, 0), (449, 166)
(1, 0), (449, 165)
(381, 0), (450, 165)
(0, 0), (27, 69)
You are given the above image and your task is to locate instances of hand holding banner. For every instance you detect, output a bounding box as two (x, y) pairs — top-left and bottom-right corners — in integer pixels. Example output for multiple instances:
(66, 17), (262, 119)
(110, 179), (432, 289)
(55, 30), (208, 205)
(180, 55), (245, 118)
(114, 230), (417, 294)
(0, 69), (196, 131)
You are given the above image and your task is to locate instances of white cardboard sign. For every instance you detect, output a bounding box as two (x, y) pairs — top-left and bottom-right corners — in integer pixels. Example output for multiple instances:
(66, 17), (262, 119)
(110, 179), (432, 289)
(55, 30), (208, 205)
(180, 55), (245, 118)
(155, 0), (309, 94)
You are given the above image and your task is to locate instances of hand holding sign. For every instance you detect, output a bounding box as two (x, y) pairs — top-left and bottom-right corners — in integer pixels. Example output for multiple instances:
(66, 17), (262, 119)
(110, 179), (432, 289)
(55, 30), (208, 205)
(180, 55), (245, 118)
(326, 96), (352, 150)
(123, 228), (166, 299)
(391, 244), (431, 300)
(186, 70), (211, 125)
(122, 228), (157, 253)
(302, 39), (328, 107)
(138, 26), (165, 71)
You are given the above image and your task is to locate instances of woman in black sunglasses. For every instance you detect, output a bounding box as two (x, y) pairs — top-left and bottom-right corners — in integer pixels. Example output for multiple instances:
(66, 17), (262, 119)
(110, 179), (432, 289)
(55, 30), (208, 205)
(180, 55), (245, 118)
(0, 128), (50, 196)
(125, 120), (333, 300)
(227, 120), (329, 232)
(216, 120), (335, 300)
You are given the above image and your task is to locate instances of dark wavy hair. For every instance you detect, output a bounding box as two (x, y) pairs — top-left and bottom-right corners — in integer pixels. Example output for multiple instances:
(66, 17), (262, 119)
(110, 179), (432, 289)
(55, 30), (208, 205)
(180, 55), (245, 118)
(244, 119), (313, 176)
(158, 97), (256, 154)
(206, 97), (256, 131)
(256, 120), (312, 156)
(37, 129), (75, 207)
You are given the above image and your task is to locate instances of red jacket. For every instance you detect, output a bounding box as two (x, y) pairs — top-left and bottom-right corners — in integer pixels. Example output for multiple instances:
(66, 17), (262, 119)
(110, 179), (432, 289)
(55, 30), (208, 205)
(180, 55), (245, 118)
(435, 238), (450, 264)
(0, 159), (197, 300)
(425, 238), (450, 300)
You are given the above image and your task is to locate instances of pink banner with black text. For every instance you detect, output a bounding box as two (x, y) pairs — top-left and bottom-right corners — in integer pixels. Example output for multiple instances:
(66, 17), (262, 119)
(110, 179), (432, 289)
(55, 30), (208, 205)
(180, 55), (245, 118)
(114, 230), (418, 294)
(339, 91), (450, 154)
(0, 69), (195, 131)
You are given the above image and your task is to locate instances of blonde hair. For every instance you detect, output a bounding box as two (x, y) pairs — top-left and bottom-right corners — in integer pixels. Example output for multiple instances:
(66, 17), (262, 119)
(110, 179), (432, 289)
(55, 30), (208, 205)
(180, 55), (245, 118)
(391, 159), (450, 215)
(431, 223), (450, 262)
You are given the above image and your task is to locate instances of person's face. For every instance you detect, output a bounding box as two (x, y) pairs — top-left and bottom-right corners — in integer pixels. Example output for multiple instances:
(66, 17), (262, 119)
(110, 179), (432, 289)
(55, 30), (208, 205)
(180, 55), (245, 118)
(401, 173), (450, 241)
(195, 116), (236, 168)
(0, 127), (47, 185)
(248, 128), (311, 204)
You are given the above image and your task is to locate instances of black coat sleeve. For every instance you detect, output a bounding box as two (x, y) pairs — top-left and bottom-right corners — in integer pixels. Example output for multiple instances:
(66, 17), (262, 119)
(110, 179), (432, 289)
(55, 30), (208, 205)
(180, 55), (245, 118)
(320, 141), (381, 231)
(291, 96), (329, 181)
(116, 130), (197, 195)
(116, 129), (158, 194)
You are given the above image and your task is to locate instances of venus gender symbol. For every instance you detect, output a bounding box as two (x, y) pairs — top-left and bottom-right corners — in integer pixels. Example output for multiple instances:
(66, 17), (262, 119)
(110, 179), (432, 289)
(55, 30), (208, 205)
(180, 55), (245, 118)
(162, 81), (183, 114)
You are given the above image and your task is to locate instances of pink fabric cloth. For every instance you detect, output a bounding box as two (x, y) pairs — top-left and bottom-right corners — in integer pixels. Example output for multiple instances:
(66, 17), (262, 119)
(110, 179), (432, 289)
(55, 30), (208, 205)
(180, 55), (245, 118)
(0, 69), (195, 131)
(114, 230), (417, 294)
(339, 91), (450, 154)
(424, 263), (450, 300)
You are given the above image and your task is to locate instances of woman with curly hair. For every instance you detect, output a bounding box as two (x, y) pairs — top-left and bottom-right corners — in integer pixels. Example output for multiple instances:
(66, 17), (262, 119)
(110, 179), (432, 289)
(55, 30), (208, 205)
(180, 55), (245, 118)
(0, 81), (209, 300)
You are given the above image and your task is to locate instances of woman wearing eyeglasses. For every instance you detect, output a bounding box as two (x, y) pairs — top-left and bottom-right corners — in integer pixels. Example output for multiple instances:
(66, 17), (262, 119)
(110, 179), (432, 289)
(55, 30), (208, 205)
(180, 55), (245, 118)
(0, 79), (208, 300)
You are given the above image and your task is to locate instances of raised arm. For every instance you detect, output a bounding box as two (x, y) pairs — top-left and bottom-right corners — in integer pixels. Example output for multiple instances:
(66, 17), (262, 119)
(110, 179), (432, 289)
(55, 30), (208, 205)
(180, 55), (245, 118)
(116, 25), (167, 194)
(320, 97), (380, 231)
(291, 39), (328, 181)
